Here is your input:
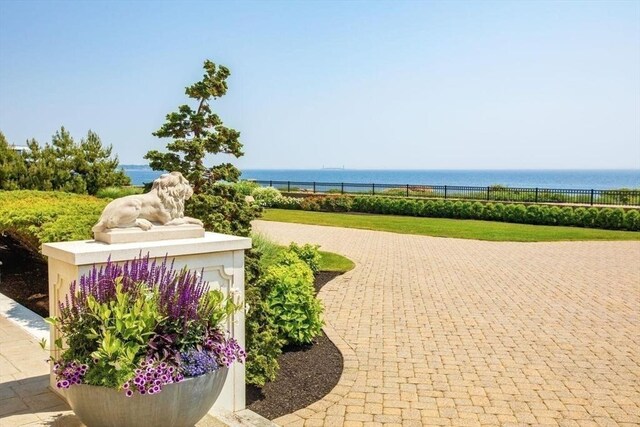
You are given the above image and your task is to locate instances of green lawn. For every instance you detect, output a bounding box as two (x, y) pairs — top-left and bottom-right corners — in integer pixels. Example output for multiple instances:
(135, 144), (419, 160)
(318, 250), (355, 272)
(261, 209), (640, 242)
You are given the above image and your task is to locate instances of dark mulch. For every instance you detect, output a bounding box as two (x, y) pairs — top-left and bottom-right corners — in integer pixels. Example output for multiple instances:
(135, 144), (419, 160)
(246, 271), (343, 420)
(0, 237), (345, 421)
(0, 235), (49, 317)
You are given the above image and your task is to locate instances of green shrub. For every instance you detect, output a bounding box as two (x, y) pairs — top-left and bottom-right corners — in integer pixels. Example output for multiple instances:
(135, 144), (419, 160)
(504, 204), (527, 223)
(600, 208), (625, 230)
(95, 186), (144, 199)
(582, 207), (599, 228)
(251, 186), (282, 206)
(320, 195), (353, 212)
(452, 201), (464, 218)
(595, 208), (612, 229)
(0, 190), (107, 254)
(270, 193), (640, 231)
(271, 196), (302, 209)
(624, 210), (640, 231)
(288, 242), (321, 274)
(525, 205), (543, 225)
(572, 207), (587, 227)
(264, 252), (323, 345)
(234, 180), (260, 196)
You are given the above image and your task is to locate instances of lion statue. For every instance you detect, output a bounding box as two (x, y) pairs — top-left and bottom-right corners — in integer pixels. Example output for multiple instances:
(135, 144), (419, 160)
(92, 171), (204, 233)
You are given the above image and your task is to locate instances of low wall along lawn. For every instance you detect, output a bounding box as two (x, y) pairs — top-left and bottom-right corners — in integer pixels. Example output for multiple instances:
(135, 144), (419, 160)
(268, 195), (640, 231)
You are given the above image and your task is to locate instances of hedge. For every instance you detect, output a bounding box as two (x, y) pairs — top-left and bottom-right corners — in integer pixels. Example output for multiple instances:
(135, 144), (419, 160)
(0, 190), (107, 254)
(269, 195), (640, 231)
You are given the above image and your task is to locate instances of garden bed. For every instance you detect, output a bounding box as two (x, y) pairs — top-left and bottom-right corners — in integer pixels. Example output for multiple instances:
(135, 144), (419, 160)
(0, 240), (344, 420)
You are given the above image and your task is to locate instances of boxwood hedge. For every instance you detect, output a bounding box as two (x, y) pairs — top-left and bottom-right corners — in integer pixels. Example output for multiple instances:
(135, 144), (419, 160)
(269, 195), (640, 231)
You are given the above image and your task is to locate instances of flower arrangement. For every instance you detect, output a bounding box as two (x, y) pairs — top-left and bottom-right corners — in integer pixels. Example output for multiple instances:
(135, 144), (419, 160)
(46, 254), (245, 396)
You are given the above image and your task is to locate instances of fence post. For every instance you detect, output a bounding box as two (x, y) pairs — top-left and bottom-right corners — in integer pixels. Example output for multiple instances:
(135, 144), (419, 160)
(486, 186), (490, 201)
(444, 185), (447, 200)
(372, 183), (375, 195)
(406, 184), (409, 197)
(269, 180), (272, 187)
(590, 189), (594, 206)
(313, 182), (316, 193)
(341, 183), (344, 194)
(287, 181), (290, 192)
(535, 188), (538, 203)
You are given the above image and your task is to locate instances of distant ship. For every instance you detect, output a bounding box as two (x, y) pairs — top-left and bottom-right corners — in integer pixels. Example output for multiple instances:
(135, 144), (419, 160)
(321, 165), (345, 170)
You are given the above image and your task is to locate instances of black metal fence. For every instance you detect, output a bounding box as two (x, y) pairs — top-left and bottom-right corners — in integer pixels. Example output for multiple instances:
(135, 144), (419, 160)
(253, 180), (640, 206)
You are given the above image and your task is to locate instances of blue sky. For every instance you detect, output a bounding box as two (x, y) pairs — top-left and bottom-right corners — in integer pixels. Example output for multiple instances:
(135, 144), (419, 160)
(0, 0), (638, 169)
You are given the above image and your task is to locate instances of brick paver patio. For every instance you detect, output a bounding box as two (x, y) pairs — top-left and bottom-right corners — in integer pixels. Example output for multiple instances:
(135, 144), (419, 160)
(253, 220), (640, 427)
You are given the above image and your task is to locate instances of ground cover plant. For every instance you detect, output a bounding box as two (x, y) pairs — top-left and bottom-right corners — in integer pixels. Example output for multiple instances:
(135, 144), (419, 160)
(47, 254), (244, 395)
(0, 190), (107, 254)
(267, 195), (640, 231)
(262, 209), (640, 242)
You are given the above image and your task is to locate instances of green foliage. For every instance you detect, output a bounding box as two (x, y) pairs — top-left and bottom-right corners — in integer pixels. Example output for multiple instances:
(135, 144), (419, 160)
(84, 281), (163, 388)
(0, 131), (27, 190)
(0, 190), (107, 254)
(233, 180), (260, 196)
(624, 210), (640, 231)
(264, 252), (323, 345)
(268, 194), (640, 231)
(95, 186), (144, 199)
(145, 60), (242, 193)
(251, 186), (282, 206)
(0, 128), (129, 194)
(288, 242), (321, 274)
(251, 233), (284, 268)
(244, 245), (282, 386)
(186, 189), (261, 237)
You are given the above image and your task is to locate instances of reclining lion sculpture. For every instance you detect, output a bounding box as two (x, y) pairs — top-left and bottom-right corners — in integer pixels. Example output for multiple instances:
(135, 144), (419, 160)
(92, 171), (204, 233)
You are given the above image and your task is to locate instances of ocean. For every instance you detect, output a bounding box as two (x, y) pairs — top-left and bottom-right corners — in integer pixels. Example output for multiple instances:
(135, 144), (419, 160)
(121, 166), (640, 190)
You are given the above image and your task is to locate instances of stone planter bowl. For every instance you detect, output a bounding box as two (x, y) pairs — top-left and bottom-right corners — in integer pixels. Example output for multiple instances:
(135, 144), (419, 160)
(64, 368), (228, 427)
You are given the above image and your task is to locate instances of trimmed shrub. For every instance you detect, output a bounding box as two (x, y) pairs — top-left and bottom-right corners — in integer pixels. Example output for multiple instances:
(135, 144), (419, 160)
(525, 205), (543, 225)
(0, 190), (107, 254)
(624, 210), (640, 231)
(266, 193), (640, 231)
(504, 204), (527, 223)
(558, 207), (575, 226)
(320, 195), (353, 212)
(251, 186), (282, 206)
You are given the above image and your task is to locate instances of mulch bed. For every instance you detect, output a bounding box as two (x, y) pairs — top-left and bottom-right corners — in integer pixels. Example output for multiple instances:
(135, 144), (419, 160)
(0, 235), (49, 317)
(246, 271), (343, 420)
(0, 238), (345, 420)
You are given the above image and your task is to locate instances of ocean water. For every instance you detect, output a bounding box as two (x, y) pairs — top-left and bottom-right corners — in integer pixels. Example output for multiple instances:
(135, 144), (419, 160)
(121, 166), (639, 190)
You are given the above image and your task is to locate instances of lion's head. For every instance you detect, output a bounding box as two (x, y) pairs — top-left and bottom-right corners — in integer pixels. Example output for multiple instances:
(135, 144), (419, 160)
(152, 172), (194, 219)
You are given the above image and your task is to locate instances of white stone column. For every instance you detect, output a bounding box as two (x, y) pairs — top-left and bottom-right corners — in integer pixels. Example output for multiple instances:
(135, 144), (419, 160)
(42, 232), (251, 414)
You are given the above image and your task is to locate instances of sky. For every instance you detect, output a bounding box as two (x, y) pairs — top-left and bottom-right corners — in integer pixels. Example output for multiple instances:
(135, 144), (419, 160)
(0, 0), (639, 170)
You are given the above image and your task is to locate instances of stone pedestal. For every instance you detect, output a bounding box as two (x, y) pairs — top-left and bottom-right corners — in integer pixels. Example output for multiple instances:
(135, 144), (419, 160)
(42, 232), (251, 414)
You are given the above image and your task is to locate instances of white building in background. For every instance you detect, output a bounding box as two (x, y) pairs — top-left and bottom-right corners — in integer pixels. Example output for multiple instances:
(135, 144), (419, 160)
(10, 145), (30, 154)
